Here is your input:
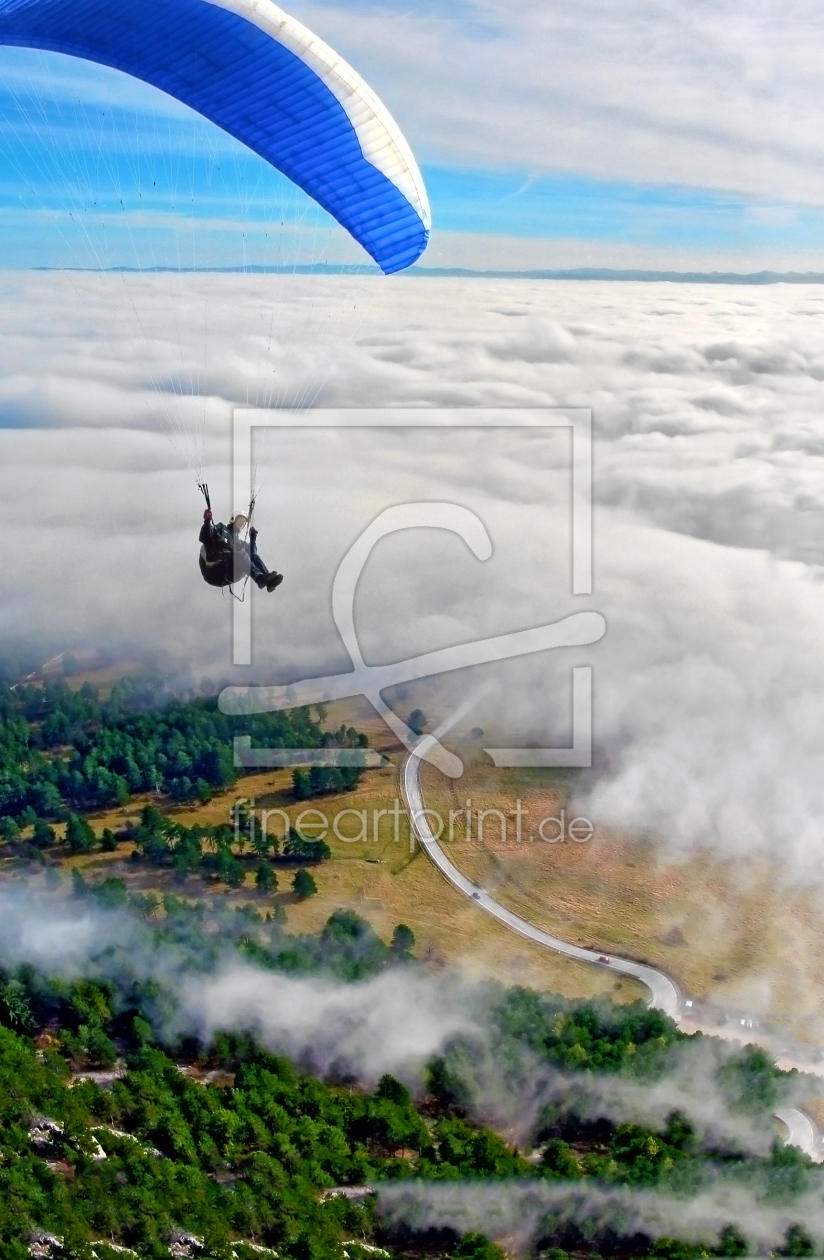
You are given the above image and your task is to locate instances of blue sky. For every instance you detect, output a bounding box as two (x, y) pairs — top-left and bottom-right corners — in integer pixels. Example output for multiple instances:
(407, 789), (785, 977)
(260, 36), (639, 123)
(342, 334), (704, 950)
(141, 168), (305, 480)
(3, 0), (824, 273)
(426, 167), (824, 263)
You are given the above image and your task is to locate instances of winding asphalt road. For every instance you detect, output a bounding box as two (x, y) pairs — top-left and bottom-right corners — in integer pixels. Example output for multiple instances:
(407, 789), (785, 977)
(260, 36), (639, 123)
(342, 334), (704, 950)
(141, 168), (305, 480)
(775, 1108), (819, 1157)
(400, 740), (822, 1162)
(402, 738), (680, 1018)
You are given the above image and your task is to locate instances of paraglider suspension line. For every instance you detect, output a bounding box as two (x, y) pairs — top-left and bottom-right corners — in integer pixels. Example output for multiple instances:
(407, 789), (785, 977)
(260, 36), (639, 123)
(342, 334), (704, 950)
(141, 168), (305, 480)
(222, 577), (250, 604)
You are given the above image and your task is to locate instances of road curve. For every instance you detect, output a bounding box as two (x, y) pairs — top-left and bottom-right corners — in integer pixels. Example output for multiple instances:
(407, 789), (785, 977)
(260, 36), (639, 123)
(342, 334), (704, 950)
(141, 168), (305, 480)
(402, 742), (824, 1161)
(401, 740), (680, 1018)
(775, 1108), (823, 1163)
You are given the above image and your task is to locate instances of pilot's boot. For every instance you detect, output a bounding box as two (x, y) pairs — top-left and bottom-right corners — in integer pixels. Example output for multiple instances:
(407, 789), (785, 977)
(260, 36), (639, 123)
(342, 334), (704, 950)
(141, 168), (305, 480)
(266, 572), (284, 592)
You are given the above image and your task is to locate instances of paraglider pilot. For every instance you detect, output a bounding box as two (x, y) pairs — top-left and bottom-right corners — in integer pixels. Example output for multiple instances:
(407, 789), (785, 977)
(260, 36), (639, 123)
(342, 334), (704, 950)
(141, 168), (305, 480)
(199, 509), (284, 592)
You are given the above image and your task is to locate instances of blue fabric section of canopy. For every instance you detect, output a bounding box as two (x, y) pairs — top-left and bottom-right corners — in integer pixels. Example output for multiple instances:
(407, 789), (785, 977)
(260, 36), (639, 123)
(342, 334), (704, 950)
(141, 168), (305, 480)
(0, 0), (429, 273)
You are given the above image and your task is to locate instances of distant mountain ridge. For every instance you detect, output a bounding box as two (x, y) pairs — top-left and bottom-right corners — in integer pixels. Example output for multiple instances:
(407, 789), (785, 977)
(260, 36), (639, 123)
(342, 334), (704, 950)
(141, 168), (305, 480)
(409, 266), (824, 283)
(26, 264), (824, 283)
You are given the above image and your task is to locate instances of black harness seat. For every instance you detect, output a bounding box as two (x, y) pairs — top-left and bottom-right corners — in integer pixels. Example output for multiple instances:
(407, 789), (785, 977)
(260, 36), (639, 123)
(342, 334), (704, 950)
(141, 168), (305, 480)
(199, 544), (235, 588)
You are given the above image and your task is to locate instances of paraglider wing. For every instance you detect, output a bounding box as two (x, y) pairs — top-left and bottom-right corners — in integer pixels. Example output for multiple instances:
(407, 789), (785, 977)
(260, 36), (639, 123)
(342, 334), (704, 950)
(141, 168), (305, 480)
(0, 0), (430, 274)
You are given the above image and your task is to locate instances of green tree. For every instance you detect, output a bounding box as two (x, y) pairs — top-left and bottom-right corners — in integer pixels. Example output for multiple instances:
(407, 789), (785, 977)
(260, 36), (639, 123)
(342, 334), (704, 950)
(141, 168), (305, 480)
(340, 765), (362, 791)
(81, 1024), (118, 1067)
(391, 924), (415, 956)
(200, 745), (236, 789)
(408, 708), (427, 736)
(539, 1138), (580, 1178)
(717, 1224), (749, 1257)
(779, 1224), (816, 1257)
(65, 813), (95, 854)
(31, 817), (56, 849)
(31, 780), (64, 817)
(609, 1121), (673, 1185)
(649, 1240), (706, 1259)
(112, 774), (130, 807)
(250, 826), (273, 861)
(226, 858), (246, 889)
(664, 1108), (697, 1152)
(0, 981), (34, 1034)
(140, 803), (165, 833)
(284, 828), (331, 864)
(255, 862), (277, 894)
(90, 877), (128, 909)
(0, 817), (20, 843)
(452, 1233), (506, 1260)
(376, 1074), (411, 1106)
(326, 766), (344, 793)
(292, 868), (318, 901)
(718, 1045), (781, 1114)
(292, 768), (311, 800)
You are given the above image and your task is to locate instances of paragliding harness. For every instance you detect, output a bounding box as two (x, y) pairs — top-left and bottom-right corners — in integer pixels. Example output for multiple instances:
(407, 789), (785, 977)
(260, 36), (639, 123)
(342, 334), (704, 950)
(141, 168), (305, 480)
(198, 481), (257, 600)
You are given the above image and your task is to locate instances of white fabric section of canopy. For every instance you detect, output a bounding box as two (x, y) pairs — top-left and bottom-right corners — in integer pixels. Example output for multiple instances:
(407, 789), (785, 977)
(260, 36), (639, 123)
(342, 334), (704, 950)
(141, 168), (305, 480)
(205, 0), (431, 230)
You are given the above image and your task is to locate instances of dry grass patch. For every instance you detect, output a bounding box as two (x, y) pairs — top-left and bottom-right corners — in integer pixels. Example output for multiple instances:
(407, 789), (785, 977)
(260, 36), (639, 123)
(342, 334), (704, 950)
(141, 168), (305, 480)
(5, 730), (640, 1002)
(419, 754), (824, 1038)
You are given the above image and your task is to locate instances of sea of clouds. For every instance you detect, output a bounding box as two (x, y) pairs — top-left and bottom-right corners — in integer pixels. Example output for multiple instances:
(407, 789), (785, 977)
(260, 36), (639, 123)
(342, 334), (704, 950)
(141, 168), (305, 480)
(3, 271), (824, 876)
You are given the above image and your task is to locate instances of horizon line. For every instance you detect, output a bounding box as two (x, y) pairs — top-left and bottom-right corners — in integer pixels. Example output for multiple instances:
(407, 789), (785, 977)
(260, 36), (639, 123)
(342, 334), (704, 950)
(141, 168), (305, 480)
(17, 263), (824, 284)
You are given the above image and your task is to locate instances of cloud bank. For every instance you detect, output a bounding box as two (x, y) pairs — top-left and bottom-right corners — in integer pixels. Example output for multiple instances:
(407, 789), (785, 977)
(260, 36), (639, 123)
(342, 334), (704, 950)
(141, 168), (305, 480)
(3, 272), (824, 878)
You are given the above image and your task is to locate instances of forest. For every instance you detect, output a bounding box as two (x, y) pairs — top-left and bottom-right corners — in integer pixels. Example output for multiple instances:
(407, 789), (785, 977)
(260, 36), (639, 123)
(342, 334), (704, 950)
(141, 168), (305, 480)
(0, 675), (366, 820)
(0, 883), (820, 1260)
(0, 675), (822, 1259)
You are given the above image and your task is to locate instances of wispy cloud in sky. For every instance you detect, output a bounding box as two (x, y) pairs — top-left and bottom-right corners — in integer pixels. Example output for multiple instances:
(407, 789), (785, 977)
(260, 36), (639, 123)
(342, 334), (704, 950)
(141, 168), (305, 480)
(3, 3), (824, 269)
(296, 0), (824, 199)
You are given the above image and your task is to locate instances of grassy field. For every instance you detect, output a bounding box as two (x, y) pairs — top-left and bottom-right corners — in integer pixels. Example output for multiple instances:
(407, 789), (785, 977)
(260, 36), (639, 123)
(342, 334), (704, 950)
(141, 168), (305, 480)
(8, 697), (641, 1004)
(16, 677), (824, 1034)
(418, 748), (824, 1040)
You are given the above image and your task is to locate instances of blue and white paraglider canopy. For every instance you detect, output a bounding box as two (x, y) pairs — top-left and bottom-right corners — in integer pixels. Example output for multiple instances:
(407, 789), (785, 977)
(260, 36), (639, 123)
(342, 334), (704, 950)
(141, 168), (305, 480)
(0, 0), (430, 274)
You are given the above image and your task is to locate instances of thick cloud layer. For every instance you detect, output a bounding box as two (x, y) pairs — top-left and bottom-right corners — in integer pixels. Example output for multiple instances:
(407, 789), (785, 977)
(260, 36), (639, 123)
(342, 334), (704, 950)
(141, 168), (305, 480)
(3, 272), (824, 876)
